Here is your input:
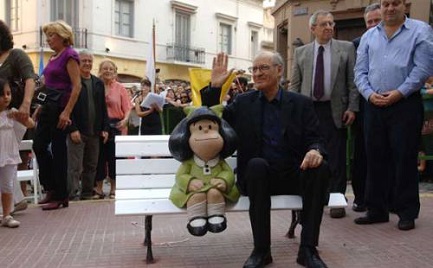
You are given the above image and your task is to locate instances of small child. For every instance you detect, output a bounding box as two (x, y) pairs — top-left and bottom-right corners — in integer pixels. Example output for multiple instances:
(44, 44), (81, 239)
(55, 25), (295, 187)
(0, 78), (34, 228)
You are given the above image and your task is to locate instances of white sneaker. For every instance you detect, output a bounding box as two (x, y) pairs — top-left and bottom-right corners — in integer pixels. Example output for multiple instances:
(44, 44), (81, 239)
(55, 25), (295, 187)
(1, 215), (20, 228)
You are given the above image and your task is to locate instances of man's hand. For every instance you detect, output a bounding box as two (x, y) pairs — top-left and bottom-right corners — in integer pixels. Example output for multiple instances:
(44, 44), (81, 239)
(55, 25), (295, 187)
(210, 178), (227, 192)
(342, 110), (355, 126)
(70, 130), (82, 143)
(101, 131), (109, 144)
(369, 90), (403, 107)
(382, 90), (403, 106)
(188, 179), (204, 192)
(300, 149), (323, 170)
(211, 52), (234, 88)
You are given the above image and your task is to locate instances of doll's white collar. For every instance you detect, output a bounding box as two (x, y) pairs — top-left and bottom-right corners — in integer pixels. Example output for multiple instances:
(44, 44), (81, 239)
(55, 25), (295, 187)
(194, 155), (220, 167)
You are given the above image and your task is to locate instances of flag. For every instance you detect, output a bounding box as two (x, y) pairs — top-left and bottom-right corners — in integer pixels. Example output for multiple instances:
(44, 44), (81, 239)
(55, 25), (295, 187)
(38, 47), (44, 77)
(146, 20), (156, 92)
(189, 68), (236, 107)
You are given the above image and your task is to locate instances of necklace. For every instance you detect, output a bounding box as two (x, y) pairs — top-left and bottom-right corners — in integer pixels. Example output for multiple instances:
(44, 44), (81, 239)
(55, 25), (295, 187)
(51, 47), (66, 60)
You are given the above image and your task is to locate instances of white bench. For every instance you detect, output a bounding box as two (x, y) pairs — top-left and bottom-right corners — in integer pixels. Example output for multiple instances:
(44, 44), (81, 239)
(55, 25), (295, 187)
(115, 135), (347, 264)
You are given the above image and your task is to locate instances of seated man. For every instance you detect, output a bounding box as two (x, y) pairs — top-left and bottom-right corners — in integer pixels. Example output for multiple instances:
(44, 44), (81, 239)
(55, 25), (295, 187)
(202, 51), (330, 268)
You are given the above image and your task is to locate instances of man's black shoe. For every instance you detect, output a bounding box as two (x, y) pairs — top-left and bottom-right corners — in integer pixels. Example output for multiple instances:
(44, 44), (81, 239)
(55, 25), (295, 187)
(352, 203), (366, 212)
(243, 249), (273, 268)
(296, 246), (328, 268)
(330, 208), (346, 218)
(354, 213), (389, 225)
(398, 219), (415, 231)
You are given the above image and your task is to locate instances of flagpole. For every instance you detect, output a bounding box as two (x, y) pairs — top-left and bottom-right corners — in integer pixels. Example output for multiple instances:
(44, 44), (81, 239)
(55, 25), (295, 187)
(38, 46), (44, 77)
(151, 19), (156, 93)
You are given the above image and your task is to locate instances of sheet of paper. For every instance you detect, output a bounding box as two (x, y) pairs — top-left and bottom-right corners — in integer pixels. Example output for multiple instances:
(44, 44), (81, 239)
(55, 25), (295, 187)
(140, 93), (165, 110)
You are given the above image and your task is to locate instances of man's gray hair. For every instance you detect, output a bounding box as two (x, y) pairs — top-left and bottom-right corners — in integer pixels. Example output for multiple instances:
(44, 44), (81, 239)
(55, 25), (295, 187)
(272, 52), (285, 74)
(309, 10), (333, 27)
(79, 49), (94, 58)
(364, 3), (380, 15)
(254, 50), (285, 74)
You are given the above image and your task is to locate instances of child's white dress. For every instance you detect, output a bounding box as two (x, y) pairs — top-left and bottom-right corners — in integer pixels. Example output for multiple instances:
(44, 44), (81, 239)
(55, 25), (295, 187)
(0, 109), (27, 168)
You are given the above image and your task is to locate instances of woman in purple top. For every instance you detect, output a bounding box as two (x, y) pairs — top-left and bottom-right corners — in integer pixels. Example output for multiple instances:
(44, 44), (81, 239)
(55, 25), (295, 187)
(33, 20), (81, 210)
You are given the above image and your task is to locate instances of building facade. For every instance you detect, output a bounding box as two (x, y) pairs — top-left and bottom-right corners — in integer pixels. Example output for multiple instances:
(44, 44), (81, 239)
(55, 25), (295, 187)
(1, 0), (274, 83)
(272, 0), (433, 80)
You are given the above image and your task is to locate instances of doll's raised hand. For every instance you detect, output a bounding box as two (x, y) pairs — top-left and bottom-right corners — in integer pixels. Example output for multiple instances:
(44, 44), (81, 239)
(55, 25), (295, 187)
(188, 178), (205, 192)
(210, 178), (227, 192)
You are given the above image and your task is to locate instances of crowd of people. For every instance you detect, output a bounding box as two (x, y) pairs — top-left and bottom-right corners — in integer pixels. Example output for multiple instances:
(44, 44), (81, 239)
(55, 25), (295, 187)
(1, 1), (433, 267)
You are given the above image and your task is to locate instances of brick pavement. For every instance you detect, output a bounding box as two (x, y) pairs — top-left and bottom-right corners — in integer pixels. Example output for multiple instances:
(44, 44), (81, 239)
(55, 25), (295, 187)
(1, 193), (433, 268)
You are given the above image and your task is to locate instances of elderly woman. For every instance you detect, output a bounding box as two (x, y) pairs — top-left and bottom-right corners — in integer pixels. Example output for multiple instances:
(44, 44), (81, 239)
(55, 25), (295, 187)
(33, 20), (81, 210)
(94, 59), (131, 199)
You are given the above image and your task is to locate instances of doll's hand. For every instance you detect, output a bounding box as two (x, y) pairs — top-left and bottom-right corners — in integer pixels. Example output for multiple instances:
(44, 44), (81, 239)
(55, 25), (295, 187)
(188, 179), (204, 192)
(210, 178), (227, 192)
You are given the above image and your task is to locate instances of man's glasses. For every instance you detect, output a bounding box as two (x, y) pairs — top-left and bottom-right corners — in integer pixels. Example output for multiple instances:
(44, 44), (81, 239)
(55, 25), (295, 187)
(248, 64), (277, 73)
(314, 21), (335, 28)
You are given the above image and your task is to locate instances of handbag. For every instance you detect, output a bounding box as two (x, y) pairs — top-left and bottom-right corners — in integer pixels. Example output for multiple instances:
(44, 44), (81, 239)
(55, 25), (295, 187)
(34, 86), (64, 106)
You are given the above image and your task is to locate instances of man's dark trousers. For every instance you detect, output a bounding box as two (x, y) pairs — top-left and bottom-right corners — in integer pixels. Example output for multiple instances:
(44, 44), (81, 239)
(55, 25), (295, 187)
(244, 158), (330, 251)
(364, 93), (423, 220)
(313, 101), (347, 195)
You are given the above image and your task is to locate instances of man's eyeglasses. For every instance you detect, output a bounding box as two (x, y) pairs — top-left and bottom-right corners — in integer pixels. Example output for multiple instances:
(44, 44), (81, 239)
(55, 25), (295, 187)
(248, 64), (278, 73)
(314, 21), (335, 28)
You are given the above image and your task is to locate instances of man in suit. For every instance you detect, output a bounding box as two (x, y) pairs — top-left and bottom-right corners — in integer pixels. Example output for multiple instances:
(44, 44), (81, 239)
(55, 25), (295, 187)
(203, 52), (330, 268)
(351, 3), (381, 213)
(290, 10), (358, 219)
(354, 0), (433, 231)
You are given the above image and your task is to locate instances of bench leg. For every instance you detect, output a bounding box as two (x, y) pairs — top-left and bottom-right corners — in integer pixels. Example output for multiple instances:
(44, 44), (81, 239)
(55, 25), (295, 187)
(143, 215), (155, 264)
(286, 210), (301, 239)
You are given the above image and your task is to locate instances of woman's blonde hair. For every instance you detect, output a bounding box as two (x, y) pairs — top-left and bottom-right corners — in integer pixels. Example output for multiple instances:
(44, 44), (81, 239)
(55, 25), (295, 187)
(98, 59), (118, 77)
(42, 20), (74, 46)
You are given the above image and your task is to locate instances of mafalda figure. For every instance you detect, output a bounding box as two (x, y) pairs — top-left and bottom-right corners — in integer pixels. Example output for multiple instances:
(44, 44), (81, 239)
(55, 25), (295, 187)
(169, 105), (239, 236)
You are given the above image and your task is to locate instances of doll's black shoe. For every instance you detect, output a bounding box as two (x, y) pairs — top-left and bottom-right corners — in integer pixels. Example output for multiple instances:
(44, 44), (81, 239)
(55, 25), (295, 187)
(187, 217), (208, 236)
(208, 215), (227, 233)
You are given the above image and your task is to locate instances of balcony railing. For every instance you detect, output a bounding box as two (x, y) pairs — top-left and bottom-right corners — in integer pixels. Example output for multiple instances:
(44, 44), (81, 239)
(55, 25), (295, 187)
(39, 27), (88, 49)
(166, 43), (205, 64)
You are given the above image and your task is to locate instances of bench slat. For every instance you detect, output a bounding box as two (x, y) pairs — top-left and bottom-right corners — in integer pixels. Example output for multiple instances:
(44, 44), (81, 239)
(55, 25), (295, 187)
(17, 170), (34, 181)
(116, 175), (174, 189)
(116, 157), (237, 175)
(115, 196), (302, 216)
(117, 189), (171, 200)
(116, 158), (179, 174)
(115, 135), (170, 157)
(115, 191), (346, 215)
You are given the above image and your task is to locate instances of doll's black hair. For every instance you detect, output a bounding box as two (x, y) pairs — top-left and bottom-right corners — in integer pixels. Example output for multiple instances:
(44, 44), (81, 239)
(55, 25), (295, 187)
(169, 106), (237, 161)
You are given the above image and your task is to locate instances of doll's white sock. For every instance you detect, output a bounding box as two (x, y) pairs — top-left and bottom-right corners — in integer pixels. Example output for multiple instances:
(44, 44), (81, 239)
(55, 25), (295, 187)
(187, 200), (207, 227)
(207, 202), (225, 224)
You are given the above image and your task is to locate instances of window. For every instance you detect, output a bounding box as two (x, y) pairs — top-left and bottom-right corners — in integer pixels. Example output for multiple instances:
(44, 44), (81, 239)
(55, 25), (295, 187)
(175, 11), (191, 50)
(216, 13), (237, 55)
(219, 23), (232, 54)
(115, 0), (134, 37)
(51, 0), (78, 28)
(250, 30), (258, 59)
(5, 0), (20, 32)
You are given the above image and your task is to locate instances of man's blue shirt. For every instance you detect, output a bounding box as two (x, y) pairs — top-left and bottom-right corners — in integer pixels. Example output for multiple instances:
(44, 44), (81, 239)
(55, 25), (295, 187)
(260, 88), (289, 160)
(355, 17), (433, 101)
